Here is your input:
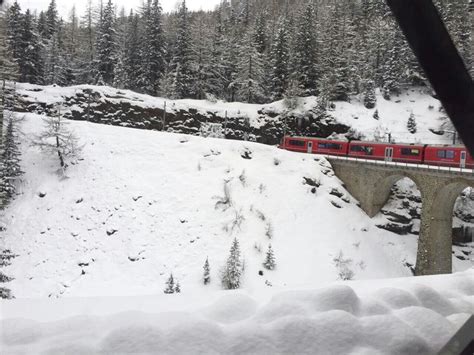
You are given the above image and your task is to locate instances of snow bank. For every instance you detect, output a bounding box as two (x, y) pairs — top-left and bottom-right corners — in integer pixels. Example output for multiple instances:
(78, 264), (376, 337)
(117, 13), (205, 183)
(1, 270), (473, 354)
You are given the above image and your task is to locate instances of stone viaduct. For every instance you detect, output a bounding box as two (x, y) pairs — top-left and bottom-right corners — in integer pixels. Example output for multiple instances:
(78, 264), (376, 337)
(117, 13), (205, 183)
(328, 158), (474, 276)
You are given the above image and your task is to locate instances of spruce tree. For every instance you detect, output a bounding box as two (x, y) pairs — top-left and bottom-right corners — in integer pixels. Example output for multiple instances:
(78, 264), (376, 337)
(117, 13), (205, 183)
(19, 10), (43, 84)
(269, 17), (290, 101)
(203, 257), (211, 285)
(263, 244), (276, 270)
(164, 273), (175, 294)
(293, 2), (319, 96)
(221, 238), (243, 290)
(45, 0), (58, 39)
(140, 0), (165, 96)
(6, 0), (23, 62)
(168, 0), (194, 99)
(363, 80), (377, 109)
(0, 116), (23, 204)
(236, 32), (266, 103)
(174, 280), (181, 293)
(96, 0), (116, 85)
(407, 113), (417, 134)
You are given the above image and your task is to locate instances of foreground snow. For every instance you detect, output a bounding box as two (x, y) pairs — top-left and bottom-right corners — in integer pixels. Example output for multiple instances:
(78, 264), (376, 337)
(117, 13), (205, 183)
(1, 270), (473, 354)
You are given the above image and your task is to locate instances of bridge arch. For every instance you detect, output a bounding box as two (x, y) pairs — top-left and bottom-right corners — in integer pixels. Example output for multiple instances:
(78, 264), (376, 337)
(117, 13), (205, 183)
(368, 171), (424, 218)
(419, 179), (474, 274)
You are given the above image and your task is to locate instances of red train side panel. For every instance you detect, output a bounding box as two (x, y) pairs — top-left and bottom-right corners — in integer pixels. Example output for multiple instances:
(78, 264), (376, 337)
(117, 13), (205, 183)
(424, 146), (474, 168)
(281, 137), (349, 156)
(348, 142), (425, 164)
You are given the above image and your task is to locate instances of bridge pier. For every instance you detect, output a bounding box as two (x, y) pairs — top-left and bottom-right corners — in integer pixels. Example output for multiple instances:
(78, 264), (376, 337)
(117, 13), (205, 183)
(328, 158), (474, 276)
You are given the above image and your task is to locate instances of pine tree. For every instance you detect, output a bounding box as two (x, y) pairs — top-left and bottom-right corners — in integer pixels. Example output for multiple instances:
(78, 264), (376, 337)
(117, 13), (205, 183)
(164, 273), (175, 294)
(407, 113), (417, 134)
(19, 10), (43, 84)
(252, 13), (267, 55)
(203, 257), (211, 285)
(6, 0), (23, 63)
(293, 2), (319, 96)
(167, 0), (194, 99)
(236, 32), (266, 103)
(0, 116), (23, 204)
(140, 0), (165, 96)
(269, 17), (290, 101)
(45, 0), (58, 39)
(263, 244), (276, 270)
(123, 12), (141, 91)
(363, 80), (377, 109)
(221, 238), (243, 290)
(96, 0), (116, 85)
(175, 280), (181, 293)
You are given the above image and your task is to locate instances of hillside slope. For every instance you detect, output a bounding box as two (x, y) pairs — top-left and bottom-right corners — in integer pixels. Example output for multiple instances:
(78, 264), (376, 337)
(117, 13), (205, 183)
(0, 113), (437, 299)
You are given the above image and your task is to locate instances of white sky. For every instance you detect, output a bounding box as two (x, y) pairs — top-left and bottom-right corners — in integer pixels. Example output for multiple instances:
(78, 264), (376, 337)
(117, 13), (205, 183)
(16, 0), (221, 16)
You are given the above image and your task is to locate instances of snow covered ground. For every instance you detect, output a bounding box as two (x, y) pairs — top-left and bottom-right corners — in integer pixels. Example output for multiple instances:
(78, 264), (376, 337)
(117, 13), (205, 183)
(1, 113), (432, 299)
(1, 270), (473, 354)
(0, 97), (472, 354)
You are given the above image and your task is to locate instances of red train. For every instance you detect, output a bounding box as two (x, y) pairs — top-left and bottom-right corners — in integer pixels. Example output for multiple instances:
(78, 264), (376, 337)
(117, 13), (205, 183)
(280, 136), (474, 169)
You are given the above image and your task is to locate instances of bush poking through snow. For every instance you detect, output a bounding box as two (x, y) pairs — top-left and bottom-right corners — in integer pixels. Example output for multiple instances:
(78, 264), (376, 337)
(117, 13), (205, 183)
(239, 170), (247, 187)
(164, 273), (175, 294)
(215, 181), (232, 211)
(333, 251), (355, 281)
(373, 109), (380, 120)
(203, 257), (211, 285)
(265, 222), (273, 239)
(175, 280), (181, 293)
(221, 238), (243, 290)
(263, 244), (276, 270)
(33, 108), (82, 173)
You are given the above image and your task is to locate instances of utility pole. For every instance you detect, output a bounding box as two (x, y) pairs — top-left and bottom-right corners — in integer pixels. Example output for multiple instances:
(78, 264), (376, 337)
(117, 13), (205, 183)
(224, 110), (228, 139)
(162, 101), (166, 131)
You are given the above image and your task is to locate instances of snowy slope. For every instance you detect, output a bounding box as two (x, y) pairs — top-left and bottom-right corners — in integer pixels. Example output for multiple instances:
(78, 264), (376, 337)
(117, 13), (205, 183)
(1, 270), (473, 354)
(0, 113), (434, 299)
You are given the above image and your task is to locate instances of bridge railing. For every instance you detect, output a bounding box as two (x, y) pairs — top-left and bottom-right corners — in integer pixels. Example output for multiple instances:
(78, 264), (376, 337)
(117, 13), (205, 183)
(323, 155), (474, 176)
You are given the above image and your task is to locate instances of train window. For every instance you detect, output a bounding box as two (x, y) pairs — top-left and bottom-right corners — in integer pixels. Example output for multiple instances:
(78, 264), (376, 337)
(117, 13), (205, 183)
(437, 150), (455, 159)
(289, 140), (305, 147)
(350, 145), (373, 155)
(401, 148), (420, 156)
(319, 143), (341, 150)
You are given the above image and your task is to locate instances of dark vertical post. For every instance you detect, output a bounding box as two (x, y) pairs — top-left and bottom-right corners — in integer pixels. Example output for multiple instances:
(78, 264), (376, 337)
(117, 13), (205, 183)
(386, 0), (474, 154)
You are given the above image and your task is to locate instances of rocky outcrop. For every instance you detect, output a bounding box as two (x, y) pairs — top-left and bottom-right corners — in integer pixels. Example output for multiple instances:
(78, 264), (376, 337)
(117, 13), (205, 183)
(15, 86), (351, 146)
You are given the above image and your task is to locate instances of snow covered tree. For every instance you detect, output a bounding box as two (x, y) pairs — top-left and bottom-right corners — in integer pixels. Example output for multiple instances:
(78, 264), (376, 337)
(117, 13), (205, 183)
(407, 113), (417, 134)
(236, 32), (266, 103)
(269, 17), (290, 101)
(293, 2), (319, 96)
(33, 108), (82, 172)
(167, 0), (194, 99)
(6, 1), (23, 62)
(363, 80), (377, 109)
(164, 273), (175, 294)
(333, 250), (354, 281)
(95, 0), (116, 85)
(252, 13), (267, 55)
(140, 0), (165, 96)
(221, 238), (243, 290)
(263, 244), (276, 270)
(0, 115), (23, 205)
(174, 280), (181, 293)
(19, 10), (43, 84)
(203, 257), (211, 285)
(45, 0), (58, 39)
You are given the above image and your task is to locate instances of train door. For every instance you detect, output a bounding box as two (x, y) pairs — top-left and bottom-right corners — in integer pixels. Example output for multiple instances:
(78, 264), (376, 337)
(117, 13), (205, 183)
(307, 141), (313, 154)
(460, 151), (467, 168)
(385, 147), (394, 162)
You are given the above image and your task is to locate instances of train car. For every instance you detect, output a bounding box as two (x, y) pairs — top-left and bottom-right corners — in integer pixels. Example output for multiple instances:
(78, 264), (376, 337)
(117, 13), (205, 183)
(280, 136), (349, 156)
(348, 141), (425, 164)
(424, 145), (474, 169)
